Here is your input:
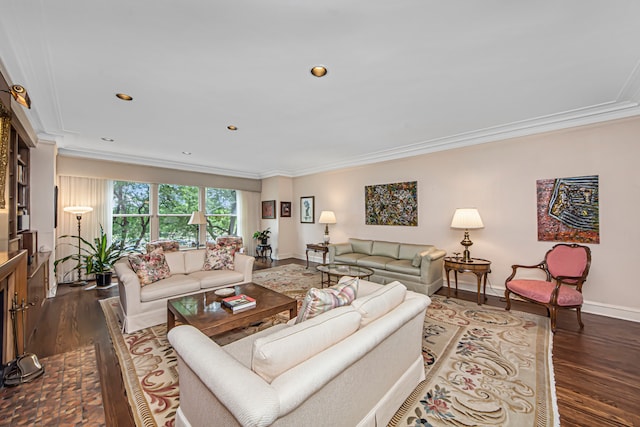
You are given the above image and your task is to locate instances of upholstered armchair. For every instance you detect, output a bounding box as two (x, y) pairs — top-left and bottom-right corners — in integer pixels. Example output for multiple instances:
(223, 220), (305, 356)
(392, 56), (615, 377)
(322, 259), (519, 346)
(504, 243), (591, 333)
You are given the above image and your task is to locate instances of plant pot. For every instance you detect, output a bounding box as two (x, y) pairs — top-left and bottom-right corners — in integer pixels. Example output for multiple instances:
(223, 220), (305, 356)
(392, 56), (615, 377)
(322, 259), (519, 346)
(95, 271), (113, 287)
(260, 239), (268, 245)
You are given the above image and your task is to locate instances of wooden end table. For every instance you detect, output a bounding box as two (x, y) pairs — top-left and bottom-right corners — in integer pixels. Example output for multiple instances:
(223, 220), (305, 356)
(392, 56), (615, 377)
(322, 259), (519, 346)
(306, 243), (329, 268)
(167, 283), (297, 337)
(444, 257), (491, 305)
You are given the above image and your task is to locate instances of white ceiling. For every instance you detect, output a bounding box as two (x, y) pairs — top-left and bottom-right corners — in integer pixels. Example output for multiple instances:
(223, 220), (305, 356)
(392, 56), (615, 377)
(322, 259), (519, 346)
(1, 1), (639, 179)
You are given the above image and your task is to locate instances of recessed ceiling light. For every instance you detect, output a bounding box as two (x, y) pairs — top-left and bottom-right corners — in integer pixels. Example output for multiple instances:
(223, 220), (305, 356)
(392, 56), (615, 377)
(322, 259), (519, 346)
(310, 66), (328, 77)
(101, 137), (115, 142)
(227, 125), (238, 131)
(116, 93), (133, 101)
(182, 151), (192, 155)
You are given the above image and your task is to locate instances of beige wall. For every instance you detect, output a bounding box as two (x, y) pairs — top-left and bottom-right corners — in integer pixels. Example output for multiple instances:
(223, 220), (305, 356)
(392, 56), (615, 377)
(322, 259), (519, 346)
(291, 116), (640, 321)
(57, 155), (261, 192)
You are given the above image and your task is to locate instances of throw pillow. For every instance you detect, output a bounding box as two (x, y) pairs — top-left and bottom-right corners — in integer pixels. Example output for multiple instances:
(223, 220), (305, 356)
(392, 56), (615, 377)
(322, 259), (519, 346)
(203, 244), (235, 271)
(128, 248), (171, 286)
(411, 249), (432, 267)
(296, 278), (359, 324)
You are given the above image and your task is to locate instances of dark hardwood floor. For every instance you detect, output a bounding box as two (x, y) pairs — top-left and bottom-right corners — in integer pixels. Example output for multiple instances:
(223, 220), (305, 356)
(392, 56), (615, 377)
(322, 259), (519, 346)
(19, 258), (640, 426)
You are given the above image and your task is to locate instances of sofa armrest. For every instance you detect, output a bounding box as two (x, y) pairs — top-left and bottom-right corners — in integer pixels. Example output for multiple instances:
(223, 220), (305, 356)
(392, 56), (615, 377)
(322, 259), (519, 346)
(114, 258), (142, 315)
(168, 325), (279, 426)
(234, 253), (255, 283)
(419, 248), (447, 284)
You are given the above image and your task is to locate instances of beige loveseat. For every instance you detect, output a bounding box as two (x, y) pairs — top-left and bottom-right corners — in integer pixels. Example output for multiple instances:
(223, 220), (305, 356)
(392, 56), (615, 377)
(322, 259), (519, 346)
(114, 249), (254, 333)
(328, 238), (446, 295)
(167, 278), (430, 427)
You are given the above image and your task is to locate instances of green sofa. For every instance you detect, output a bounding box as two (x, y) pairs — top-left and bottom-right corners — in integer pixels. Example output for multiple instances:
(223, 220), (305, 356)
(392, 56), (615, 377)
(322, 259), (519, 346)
(328, 238), (446, 295)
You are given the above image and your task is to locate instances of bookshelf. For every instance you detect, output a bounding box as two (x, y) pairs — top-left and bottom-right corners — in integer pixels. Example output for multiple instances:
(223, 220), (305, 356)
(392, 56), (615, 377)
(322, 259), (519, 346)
(8, 127), (30, 242)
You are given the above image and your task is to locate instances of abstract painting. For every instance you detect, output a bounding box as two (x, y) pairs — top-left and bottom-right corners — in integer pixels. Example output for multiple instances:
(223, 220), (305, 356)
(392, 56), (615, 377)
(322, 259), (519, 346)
(537, 175), (599, 243)
(365, 181), (417, 226)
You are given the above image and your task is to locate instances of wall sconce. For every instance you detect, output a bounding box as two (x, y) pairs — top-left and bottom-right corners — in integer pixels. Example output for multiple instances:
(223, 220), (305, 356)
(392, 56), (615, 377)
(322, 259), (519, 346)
(450, 208), (484, 263)
(1, 85), (31, 109)
(318, 211), (337, 244)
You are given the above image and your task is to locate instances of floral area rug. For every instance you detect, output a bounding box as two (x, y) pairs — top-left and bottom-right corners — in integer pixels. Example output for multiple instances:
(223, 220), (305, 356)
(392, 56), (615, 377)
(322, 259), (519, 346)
(99, 264), (320, 427)
(101, 264), (557, 427)
(390, 296), (558, 427)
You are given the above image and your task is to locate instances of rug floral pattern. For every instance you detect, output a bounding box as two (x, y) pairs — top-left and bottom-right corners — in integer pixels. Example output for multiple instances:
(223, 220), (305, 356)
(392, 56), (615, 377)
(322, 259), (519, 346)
(100, 264), (557, 427)
(390, 297), (558, 426)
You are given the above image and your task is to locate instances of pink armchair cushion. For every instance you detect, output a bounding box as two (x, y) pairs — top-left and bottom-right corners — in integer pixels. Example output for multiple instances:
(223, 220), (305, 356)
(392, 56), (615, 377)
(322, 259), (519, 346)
(546, 245), (588, 282)
(507, 279), (583, 306)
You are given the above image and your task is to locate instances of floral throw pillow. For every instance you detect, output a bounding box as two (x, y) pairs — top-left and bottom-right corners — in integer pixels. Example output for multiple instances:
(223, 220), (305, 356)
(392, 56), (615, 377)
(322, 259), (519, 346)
(203, 244), (235, 271)
(296, 278), (359, 324)
(128, 248), (171, 286)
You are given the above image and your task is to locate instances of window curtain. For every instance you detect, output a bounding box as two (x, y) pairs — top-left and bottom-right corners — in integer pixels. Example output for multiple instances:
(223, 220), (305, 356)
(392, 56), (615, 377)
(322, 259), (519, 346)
(237, 190), (260, 256)
(55, 176), (111, 283)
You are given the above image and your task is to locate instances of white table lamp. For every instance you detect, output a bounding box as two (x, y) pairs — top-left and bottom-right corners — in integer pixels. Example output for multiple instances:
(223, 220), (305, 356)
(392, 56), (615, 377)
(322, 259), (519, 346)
(318, 211), (337, 244)
(450, 208), (484, 263)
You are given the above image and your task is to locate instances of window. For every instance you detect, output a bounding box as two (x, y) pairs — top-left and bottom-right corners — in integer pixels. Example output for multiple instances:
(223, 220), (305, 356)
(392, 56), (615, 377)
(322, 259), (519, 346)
(112, 181), (151, 250)
(112, 181), (239, 250)
(158, 184), (199, 248)
(205, 188), (237, 240)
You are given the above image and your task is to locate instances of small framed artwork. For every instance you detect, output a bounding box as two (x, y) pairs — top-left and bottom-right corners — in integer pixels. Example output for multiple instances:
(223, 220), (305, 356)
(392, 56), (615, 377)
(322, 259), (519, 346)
(280, 201), (292, 217)
(300, 196), (315, 223)
(262, 200), (276, 219)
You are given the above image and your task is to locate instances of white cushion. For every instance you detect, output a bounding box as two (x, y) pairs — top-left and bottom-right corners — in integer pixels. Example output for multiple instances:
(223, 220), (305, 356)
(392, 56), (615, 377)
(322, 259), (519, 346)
(251, 306), (361, 383)
(164, 251), (186, 274)
(351, 281), (407, 327)
(184, 249), (206, 273)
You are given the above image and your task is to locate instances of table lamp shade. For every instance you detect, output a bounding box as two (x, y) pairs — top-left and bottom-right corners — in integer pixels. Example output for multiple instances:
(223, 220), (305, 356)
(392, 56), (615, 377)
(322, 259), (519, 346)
(450, 208), (484, 229)
(188, 211), (207, 225)
(318, 211), (337, 224)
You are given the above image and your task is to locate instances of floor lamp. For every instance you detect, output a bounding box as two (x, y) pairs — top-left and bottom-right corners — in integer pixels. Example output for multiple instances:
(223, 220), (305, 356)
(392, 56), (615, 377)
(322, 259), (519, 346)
(63, 206), (93, 286)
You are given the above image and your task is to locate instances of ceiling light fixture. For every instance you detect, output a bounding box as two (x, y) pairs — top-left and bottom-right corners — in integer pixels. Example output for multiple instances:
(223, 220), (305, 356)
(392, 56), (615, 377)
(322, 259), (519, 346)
(101, 137), (115, 142)
(1, 84), (31, 109)
(182, 151), (192, 155)
(227, 125), (238, 131)
(310, 66), (328, 77)
(115, 93), (133, 101)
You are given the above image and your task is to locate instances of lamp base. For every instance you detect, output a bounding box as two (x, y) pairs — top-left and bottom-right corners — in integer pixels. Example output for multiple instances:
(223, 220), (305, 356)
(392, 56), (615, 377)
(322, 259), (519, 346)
(323, 233), (330, 244)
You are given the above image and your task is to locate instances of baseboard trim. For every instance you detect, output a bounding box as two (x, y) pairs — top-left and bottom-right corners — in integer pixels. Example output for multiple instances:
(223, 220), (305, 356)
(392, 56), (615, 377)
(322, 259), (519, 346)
(450, 279), (640, 323)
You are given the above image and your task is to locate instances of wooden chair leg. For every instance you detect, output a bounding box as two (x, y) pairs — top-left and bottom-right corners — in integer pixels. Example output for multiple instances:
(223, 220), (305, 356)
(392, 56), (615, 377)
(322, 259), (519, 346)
(550, 306), (558, 333)
(504, 289), (511, 311)
(576, 307), (584, 329)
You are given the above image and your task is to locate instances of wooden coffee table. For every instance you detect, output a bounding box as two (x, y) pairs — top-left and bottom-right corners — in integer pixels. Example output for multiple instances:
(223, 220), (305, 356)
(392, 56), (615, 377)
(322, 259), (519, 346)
(167, 283), (297, 337)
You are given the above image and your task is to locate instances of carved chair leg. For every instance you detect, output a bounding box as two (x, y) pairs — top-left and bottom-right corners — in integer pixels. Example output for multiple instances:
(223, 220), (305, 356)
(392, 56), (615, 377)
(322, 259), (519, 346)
(504, 289), (511, 311)
(576, 307), (584, 329)
(550, 306), (558, 333)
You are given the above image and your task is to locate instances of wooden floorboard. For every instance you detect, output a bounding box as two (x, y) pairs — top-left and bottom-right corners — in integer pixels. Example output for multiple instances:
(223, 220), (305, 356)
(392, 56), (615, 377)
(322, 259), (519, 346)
(12, 257), (640, 426)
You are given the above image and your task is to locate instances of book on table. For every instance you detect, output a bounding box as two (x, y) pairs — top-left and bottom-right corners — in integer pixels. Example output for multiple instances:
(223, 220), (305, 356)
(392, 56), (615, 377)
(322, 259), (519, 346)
(222, 294), (256, 313)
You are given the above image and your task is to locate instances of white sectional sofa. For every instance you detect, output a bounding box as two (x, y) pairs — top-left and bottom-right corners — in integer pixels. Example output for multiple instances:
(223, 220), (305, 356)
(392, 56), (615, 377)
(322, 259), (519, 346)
(167, 278), (431, 427)
(329, 238), (446, 295)
(114, 249), (254, 333)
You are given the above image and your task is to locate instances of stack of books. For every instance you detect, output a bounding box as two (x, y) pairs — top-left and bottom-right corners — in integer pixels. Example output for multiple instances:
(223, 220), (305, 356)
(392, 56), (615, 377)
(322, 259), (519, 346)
(222, 294), (256, 313)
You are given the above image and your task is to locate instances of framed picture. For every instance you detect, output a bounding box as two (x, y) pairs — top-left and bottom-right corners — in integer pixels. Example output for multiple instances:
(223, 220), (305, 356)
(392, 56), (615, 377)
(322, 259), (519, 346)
(261, 200), (276, 219)
(300, 196), (315, 223)
(280, 201), (292, 217)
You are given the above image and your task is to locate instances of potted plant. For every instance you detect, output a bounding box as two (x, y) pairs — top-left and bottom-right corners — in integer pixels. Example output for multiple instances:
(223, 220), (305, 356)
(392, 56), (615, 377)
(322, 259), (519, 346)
(252, 228), (271, 245)
(55, 225), (134, 287)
